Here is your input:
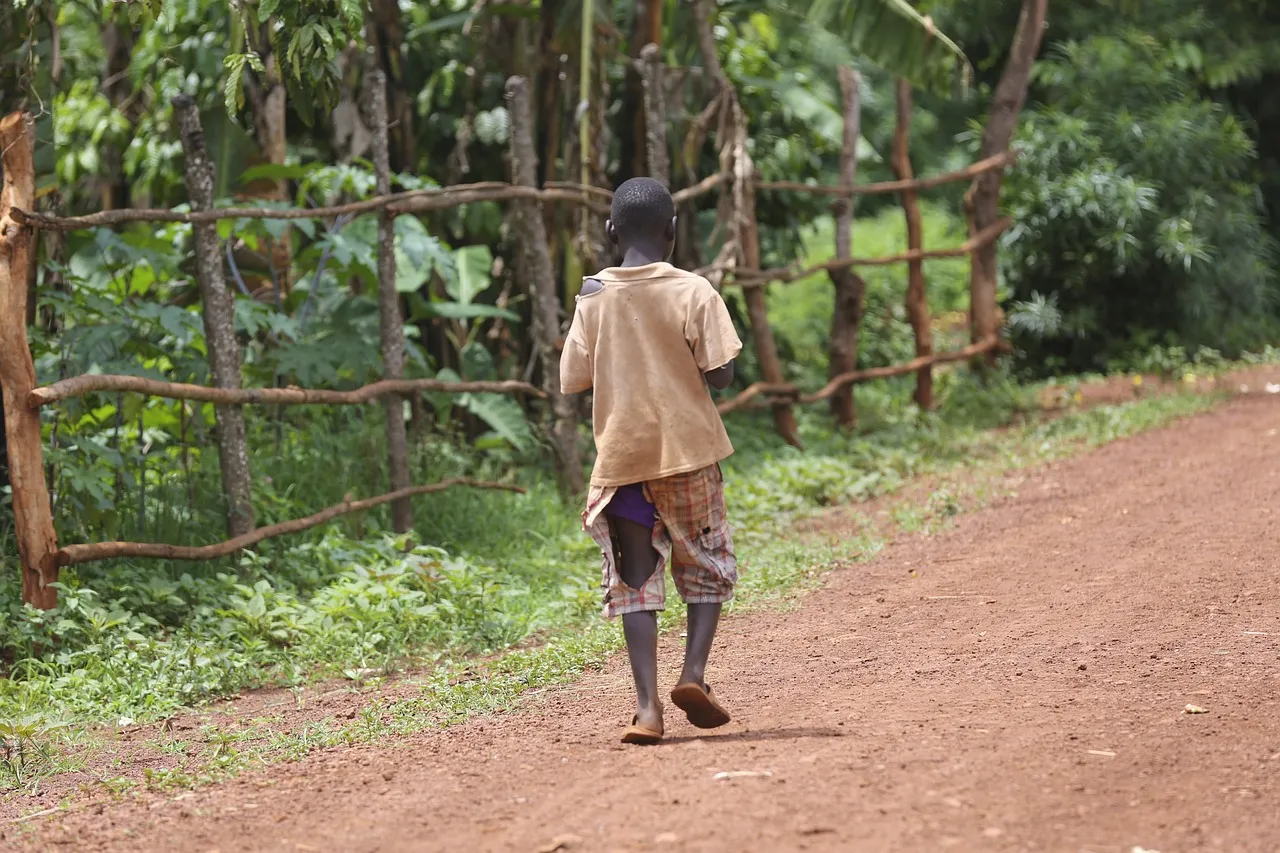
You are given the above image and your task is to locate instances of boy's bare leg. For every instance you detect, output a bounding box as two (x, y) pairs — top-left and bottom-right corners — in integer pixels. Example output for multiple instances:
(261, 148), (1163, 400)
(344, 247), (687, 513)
(677, 602), (721, 688)
(611, 516), (663, 732)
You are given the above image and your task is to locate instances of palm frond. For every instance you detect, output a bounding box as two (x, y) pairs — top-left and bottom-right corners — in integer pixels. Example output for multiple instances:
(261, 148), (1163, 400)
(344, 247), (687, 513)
(775, 0), (971, 96)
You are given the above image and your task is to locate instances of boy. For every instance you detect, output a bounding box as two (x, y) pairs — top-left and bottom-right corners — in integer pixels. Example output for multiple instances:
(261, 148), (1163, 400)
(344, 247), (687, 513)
(560, 177), (742, 745)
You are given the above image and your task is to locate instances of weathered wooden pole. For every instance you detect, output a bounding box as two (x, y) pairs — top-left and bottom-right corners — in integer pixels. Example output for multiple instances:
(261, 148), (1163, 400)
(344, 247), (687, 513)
(966, 0), (1048, 361)
(363, 67), (414, 533)
(827, 66), (864, 429)
(506, 76), (586, 497)
(892, 78), (933, 410)
(637, 43), (670, 188)
(692, 0), (800, 447)
(0, 112), (59, 609)
(737, 115), (802, 449)
(173, 95), (256, 538)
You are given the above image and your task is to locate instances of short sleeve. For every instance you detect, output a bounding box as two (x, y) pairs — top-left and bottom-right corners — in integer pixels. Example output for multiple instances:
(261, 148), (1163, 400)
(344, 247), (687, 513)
(560, 309), (593, 394)
(685, 280), (743, 372)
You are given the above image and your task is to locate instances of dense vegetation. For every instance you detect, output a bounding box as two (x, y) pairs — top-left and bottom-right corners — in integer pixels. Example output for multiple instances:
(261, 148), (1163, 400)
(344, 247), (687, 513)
(2, 0), (1279, 759)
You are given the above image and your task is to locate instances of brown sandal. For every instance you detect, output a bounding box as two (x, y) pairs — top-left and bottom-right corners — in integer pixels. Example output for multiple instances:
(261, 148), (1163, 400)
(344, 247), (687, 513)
(670, 682), (731, 729)
(620, 714), (664, 745)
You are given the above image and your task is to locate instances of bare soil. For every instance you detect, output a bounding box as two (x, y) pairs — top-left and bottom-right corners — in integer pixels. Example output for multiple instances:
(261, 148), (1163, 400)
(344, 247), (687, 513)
(9, 391), (1280, 852)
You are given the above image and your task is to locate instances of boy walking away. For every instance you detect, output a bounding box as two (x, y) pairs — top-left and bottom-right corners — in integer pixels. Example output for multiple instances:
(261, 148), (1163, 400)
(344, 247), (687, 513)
(561, 177), (743, 745)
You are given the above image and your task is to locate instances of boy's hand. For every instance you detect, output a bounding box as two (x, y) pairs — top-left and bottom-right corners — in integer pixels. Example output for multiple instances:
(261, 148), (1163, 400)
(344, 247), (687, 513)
(703, 360), (734, 391)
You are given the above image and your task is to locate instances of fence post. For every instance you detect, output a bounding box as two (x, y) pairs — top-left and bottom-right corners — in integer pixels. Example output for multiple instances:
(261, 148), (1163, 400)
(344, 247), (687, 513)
(173, 95), (256, 538)
(0, 112), (59, 609)
(363, 67), (414, 533)
(506, 76), (586, 498)
(967, 0), (1047, 362)
(892, 78), (933, 410)
(737, 123), (802, 449)
(827, 66), (864, 429)
(637, 43), (670, 188)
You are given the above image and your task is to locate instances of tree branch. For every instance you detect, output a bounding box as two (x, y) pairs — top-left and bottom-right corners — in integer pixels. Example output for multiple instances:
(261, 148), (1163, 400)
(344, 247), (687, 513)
(28, 374), (546, 408)
(715, 337), (1003, 415)
(732, 217), (1012, 287)
(53, 478), (526, 567)
(756, 151), (1015, 197)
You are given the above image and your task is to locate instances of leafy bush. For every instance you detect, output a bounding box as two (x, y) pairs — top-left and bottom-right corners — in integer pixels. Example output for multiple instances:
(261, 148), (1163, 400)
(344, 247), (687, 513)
(999, 30), (1280, 375)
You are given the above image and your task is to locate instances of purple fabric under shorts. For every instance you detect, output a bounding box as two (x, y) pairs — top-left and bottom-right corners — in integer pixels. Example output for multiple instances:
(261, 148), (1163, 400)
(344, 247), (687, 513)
(604, 483), (658, 529)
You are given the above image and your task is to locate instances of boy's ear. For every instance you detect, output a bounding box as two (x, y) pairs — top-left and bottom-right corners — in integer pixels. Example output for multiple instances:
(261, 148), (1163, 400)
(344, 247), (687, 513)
(605, 219), (619, 245)
(666, 215), (677, 241)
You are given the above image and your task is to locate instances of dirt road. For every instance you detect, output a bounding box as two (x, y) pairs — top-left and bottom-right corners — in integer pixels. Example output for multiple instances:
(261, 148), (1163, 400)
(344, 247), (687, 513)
(18, 394), (1280, 852)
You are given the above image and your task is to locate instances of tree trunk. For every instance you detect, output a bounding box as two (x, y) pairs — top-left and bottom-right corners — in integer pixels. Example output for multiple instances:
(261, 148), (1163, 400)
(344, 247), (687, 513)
(101, 9), (134, 211)
(692, 0), (728, 91)
(363, 69), (414, 534)
(827, 66), (864, 429)
(892, 78), (933, 410)
(620, 0), (663, 180)
(536, 0), (564, 191)
(506, 76), (585, 498)
(967, 0), (1048, 358)
(0, 113), (58, 609)
(637, 43), (670, 187)
(366, 0), (414, 172)
(173, 96), (256, 539)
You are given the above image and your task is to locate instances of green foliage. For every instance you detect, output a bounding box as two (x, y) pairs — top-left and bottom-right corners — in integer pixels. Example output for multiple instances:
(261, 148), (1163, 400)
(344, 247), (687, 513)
(1057, 0), (1280, 90)
(1, 714), (69, 791)
(998, 30), (1280, 374)
(230, 0), (364, 126)
(787, 0), (971, 95)
(765, 202), (971, 389)
(223, 51), (265, 115)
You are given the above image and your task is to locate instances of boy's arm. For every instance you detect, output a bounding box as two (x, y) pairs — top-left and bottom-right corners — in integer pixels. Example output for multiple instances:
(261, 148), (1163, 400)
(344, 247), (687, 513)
(686, 281), (744, 391)
(704, 361), (735, 390)
(559, 289), (596, 395)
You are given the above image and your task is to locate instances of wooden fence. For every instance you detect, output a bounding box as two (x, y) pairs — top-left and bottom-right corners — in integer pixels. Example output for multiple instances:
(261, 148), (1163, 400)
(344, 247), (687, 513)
(0, 57), (1015, 609)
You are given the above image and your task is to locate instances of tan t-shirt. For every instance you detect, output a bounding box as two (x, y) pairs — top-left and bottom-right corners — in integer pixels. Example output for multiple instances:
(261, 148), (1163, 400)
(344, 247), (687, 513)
(560, 262), (743, 487)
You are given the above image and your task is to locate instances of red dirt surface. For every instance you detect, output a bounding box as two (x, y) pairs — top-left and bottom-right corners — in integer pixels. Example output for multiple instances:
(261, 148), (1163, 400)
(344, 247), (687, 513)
(10, 394), (1280, 852)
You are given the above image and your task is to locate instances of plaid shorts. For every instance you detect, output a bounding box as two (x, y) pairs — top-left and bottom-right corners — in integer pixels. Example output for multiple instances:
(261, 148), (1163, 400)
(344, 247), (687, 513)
(583, 464), (738, 617)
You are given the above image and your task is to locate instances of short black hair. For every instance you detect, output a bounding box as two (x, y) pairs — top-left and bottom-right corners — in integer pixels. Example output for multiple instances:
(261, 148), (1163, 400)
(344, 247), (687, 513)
(610, 177), (675, 241)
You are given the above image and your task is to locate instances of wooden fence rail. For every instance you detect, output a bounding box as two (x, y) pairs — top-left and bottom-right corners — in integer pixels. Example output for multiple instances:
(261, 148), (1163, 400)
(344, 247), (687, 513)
(716, 337), (1003, 415)
(728, 218), (1012, 287)
(10, 154), (1010, 231)
(754, 151), (1015, 197)
(53, 479), (525, 568)
(28, 375), (544, 408)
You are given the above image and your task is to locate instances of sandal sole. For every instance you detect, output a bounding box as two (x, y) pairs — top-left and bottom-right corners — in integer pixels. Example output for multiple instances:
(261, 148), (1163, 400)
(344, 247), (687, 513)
(670, 683), (731, 729)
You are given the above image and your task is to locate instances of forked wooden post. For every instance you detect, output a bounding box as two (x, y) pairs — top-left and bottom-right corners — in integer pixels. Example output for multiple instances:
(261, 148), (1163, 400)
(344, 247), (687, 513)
(0, 112), (59, 609)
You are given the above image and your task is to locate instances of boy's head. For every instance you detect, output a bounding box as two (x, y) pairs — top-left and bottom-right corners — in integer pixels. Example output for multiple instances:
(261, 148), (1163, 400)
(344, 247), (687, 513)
(606, 177), (676, 260)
